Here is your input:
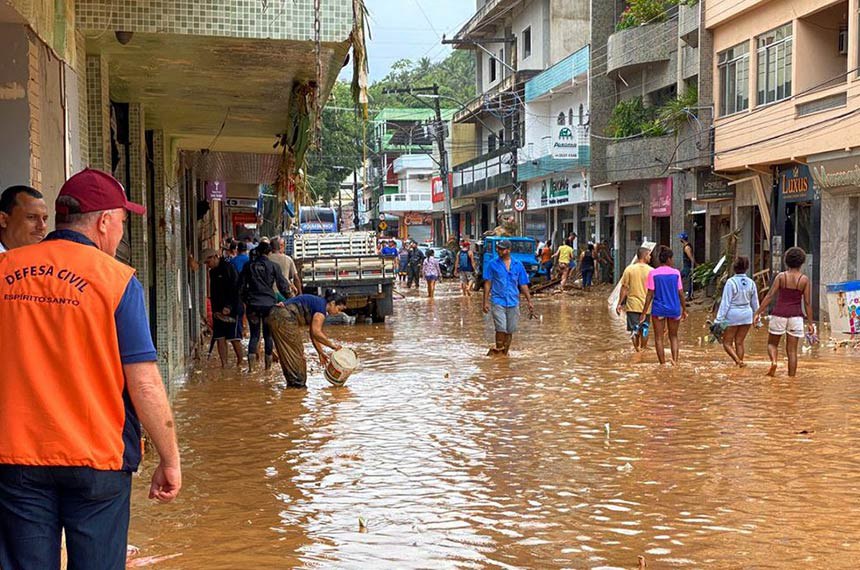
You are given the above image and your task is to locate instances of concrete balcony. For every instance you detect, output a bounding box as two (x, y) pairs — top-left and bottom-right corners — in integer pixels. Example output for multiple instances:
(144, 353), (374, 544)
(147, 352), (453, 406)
(676, 111), (713, 169)
(682, 45), (700, 80)
(605, 135), (677, 182)
(453, 0), (521, 41)
(679, 2), (700, 47)
(606, 19), (678, 75)
(454, 70), (540, 123)
(452, 147), (515, 198)
(379, 193), (434, 215)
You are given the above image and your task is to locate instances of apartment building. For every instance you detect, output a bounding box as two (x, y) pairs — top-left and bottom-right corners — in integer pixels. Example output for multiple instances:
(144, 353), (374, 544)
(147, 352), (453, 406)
(450, 0), (590, 240)
(709, 0), (860, 321)
(591, 0), (715, 278)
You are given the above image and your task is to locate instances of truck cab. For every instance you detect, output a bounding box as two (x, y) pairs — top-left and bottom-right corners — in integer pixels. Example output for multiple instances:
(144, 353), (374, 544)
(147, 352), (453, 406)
(475, 236), (546, 285)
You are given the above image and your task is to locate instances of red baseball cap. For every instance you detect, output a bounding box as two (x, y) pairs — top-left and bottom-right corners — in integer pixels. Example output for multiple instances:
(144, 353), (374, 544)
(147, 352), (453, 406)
(57, 168), (146, 216)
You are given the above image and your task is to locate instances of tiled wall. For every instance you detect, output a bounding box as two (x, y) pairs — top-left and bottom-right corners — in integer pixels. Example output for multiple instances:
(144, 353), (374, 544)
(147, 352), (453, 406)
(152, 130), (188, 393)
(74, 30), (89, 170)
(85, 55), (110, 171)
(128, 103), (150, 306)
(27, 35), (41, 190)
(76, 0), (353, 43)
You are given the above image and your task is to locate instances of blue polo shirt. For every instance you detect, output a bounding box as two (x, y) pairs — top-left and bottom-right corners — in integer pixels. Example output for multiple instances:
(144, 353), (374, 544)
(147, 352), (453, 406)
(230, 253), (250, 274)
(44, 230), (157, 364)
(483, 256), (529, 307)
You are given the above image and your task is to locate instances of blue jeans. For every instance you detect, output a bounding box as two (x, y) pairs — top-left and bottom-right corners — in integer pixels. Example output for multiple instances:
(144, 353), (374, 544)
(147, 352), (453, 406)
(247, 305), (274, 356)
(582, 268), (594, 287)
(0, 465), (131, 570)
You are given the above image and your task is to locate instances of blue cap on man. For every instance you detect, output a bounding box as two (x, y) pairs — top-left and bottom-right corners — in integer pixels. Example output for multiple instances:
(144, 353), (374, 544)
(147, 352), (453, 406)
(678, 232), (689, 240)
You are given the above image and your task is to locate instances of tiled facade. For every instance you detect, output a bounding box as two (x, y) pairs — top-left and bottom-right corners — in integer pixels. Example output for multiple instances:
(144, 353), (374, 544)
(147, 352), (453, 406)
(128, 103), (149, 304)
(76, 0), (353, 42)
(151, 130), (188, 393)
(85, 55), (110, 172)
(74, 31), (89, 169)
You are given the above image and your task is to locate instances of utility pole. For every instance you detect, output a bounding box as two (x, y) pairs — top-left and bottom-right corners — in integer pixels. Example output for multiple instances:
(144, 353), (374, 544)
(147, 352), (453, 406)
(382, 85), (455, 242)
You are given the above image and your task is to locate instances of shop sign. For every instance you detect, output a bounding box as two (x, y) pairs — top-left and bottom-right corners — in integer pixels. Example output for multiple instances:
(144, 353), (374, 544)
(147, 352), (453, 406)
(526, 176), (590, 209)
(205, 181), (226, 201)
(778, 165), (815, 202)
(697, 173), (733, 200)
(649, 178), (672, 217)
(809, 157), (860, 189)
(431, 174), (453, 203)
(403, 213), (431, 226)
(226, 198), (257, 209)
(552, 126), (579, 160)
(498, 191), (514, 212)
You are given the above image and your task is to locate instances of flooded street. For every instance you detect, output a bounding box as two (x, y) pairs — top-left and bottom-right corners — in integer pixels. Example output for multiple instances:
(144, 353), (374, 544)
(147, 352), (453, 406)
(130, 283), (860, 569)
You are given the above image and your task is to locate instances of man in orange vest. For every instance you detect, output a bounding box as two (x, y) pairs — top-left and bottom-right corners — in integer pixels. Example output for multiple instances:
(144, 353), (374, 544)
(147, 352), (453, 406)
(0, 168), (181, 570)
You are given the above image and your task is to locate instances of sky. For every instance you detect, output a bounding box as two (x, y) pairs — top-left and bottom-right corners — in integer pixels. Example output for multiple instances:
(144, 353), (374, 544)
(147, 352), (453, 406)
(338, 0), (475, 83)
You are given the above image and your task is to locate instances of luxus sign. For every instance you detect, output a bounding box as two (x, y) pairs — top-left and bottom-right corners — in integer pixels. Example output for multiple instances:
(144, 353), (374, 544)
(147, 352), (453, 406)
(552, 126), (579, 160)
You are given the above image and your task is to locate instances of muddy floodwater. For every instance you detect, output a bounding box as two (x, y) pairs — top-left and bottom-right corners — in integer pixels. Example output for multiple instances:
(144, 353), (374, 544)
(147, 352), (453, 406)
(130, 282), (860, 569)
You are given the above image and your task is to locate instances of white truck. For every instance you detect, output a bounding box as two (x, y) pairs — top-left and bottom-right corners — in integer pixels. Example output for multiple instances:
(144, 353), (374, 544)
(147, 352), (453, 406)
(286, 231), (396, 323)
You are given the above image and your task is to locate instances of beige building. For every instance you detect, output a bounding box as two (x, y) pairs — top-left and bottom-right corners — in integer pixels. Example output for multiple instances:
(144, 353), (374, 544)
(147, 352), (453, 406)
(709, 0), (860, 321)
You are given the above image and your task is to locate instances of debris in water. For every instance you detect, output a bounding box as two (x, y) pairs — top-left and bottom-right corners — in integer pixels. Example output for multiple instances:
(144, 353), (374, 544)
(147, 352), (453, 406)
(617, 462), (634, 473)
(126, 553), (183, 567)
(604, 423), (611, 438)
(638, 555), (647, 569)
(358, 517), (367, 532)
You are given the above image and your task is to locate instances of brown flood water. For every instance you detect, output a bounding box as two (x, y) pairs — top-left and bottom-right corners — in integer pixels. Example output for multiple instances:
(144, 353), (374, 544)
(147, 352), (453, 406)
(130, 282), (860, 569)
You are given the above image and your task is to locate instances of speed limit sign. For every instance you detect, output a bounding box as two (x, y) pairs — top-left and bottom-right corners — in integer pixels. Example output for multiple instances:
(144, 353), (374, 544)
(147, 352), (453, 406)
(514, 197), (526, 212)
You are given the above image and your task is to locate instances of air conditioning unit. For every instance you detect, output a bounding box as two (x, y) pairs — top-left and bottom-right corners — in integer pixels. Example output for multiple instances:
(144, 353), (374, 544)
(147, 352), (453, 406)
(839, 26), (848, 55)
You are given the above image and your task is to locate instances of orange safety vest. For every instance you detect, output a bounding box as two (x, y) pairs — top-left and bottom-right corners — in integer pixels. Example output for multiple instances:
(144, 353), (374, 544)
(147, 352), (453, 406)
(0, 238), (139, 471)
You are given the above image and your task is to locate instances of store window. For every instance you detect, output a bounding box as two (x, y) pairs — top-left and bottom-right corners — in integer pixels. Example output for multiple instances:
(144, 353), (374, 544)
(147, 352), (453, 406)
(489, 55), (497, 83)
(718, 41), (749, 115)
(757, 23), (793, 106)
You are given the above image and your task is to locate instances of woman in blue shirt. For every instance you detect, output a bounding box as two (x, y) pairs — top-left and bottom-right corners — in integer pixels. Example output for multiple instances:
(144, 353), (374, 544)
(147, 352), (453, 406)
(267, 291), (347, 388)
(715, 256), (759, 367)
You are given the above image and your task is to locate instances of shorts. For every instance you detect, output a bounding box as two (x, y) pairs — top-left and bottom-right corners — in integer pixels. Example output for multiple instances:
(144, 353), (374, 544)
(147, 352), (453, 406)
(769, 316), (804, 338)
(459, 271), (473, 284)
(212, 314), (242, 340)
(626, 312), (649, 332)
(491, 303), (520, 334)
(559, 262), (570, 270)
(425, 275), (438, 282)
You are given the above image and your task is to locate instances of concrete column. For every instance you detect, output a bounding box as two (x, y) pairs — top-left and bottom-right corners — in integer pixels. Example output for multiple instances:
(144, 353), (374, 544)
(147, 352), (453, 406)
(127, 103), (149, 306)
(85, 54), (110, 172)
(671, 172), (688, 245)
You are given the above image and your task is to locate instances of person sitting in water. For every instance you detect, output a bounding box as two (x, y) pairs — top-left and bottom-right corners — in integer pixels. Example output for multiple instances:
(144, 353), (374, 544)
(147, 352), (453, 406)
(267, 291), (348, 388)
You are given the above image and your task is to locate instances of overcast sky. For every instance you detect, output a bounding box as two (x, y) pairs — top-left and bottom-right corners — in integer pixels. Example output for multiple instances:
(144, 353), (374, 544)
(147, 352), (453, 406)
(338, 0), (475, 82)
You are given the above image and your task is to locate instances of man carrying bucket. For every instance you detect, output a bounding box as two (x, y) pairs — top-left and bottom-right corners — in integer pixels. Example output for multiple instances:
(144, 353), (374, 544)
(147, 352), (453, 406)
(267, 291), (348, 388)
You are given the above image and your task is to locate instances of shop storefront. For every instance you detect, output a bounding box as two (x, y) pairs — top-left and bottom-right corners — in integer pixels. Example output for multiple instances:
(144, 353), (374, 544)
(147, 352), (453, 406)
(807, 152), (860, 322)
(649, 178), (672, 247)
(695, 172), (735, 266)
(774, 164), (821, 317)
(526, 173), (590, 246)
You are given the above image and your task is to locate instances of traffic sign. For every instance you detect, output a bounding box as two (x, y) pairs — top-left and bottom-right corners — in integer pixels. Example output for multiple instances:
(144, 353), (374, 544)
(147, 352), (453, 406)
(514, 197), (526, 212)
(378, 221), (388, 231)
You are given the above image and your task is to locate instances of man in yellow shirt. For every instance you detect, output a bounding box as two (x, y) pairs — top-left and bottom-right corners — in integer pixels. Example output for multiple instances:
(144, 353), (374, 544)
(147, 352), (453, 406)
(616, 246), (653, 351)
(552, 239), (575, 288)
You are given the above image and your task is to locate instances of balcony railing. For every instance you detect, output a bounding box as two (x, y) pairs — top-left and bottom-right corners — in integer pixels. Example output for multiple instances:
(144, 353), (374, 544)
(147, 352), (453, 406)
(679, 2), (700, 46)
(454, 70), (540, 123)
(453, 0), (520, 41)
(607, 19), (678, 74)
(379, 193), (434, 214)
(452, 146), (515, 198)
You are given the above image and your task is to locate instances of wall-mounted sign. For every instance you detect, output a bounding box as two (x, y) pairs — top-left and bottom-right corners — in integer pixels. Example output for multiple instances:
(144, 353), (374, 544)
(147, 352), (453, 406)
(403, 213), (431, 226)
(552, 125), (579, 160)
(778, 164), (815, 203)
(649, 178), (672, 217)
(226, 198), (257, 209)
(526, 174), (590, 209)
(431, 174), (453, 203)
(809, 156), (860, 189)
(697, 172), (733, 201)
(205, 181), (226, 201)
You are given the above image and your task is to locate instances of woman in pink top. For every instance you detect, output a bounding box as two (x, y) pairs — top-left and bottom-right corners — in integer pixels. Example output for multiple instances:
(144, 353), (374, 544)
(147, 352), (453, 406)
(422, 249), (441, 298)
(640, 247), (687, 365)
(754, 247), (814, 377)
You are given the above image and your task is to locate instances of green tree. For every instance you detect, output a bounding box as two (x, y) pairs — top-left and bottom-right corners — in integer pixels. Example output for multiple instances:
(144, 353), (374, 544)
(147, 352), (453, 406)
(306, 49), (475, 205)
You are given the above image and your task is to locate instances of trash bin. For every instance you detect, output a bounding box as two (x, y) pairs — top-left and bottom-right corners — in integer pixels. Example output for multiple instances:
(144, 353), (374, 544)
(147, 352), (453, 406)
(825, 281), (860, 335)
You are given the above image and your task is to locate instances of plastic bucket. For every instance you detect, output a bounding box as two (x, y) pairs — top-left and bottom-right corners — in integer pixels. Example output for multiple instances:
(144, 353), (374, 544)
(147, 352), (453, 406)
(324, 348), (359, 386)
(826, 281), (860, 335)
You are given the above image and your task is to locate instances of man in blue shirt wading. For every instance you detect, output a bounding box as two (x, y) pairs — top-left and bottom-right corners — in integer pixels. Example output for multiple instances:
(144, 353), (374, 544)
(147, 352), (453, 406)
(482, 239), (534, 356)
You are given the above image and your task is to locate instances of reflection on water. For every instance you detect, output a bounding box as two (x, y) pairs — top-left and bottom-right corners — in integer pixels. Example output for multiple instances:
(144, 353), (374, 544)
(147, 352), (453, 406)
(130, 283), (860, 569)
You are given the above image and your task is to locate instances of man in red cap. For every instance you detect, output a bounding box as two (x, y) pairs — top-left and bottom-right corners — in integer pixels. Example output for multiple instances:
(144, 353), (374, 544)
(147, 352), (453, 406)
(0, 168), (181, 570)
